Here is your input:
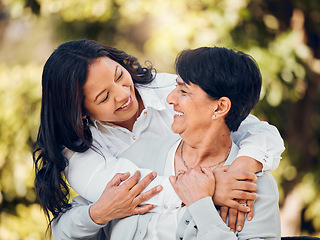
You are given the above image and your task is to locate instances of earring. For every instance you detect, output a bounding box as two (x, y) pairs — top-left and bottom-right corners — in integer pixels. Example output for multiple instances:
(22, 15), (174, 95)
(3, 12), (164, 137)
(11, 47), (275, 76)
(83, 117), (89, 128)
(212, 114), (216, 119)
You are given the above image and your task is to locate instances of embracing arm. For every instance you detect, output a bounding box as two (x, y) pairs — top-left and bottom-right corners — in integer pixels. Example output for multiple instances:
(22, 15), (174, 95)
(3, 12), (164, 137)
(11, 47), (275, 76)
(52, 171), (161, 239)
(231, 114), (285, 173)
(65, 144), (172, 206)
(51, 196), (104, 240)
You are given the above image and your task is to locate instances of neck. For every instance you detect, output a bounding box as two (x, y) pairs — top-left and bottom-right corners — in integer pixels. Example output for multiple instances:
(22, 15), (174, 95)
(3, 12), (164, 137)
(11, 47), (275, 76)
(178, 124), (232, 168)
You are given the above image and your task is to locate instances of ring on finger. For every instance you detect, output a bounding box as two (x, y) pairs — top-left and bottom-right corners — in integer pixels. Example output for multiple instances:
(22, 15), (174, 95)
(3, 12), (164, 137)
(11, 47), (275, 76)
(176, 170), (185, 178)
(241, 203), (247, 206)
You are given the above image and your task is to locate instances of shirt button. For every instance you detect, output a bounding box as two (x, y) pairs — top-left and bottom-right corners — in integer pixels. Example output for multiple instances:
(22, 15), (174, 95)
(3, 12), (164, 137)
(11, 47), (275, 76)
(164, 205), (168, 209)
(132, 136), (136, 140)
(185, 220), (190, 225)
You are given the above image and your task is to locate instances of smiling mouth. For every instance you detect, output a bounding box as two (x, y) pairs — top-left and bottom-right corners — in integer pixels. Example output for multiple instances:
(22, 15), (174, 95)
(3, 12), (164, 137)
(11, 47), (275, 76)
(174, 110), (185, 116)
(118, 96), (132, 110)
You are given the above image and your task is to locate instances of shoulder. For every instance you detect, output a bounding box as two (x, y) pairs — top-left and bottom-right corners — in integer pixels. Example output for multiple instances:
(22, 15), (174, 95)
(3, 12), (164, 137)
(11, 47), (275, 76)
(121, 135), (180, 158)
(153, 72), (177, 87)
(138, 73), (176, 92)
(119, 135), (180, 169)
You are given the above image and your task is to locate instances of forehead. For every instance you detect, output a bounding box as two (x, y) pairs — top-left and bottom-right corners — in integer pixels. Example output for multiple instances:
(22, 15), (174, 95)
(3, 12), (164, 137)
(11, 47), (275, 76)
(177, 76), (197, 90)
(83, 57), (118, 95)
(88, 57), (117, 76)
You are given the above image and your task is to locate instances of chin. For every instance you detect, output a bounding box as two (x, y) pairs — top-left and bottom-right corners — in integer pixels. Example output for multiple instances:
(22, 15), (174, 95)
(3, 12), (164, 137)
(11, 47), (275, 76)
(171, 125), (182, 135)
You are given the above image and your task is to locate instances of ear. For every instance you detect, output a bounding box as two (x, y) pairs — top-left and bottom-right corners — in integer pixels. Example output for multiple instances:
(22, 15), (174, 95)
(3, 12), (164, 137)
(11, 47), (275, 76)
(212, 97), (231, 119)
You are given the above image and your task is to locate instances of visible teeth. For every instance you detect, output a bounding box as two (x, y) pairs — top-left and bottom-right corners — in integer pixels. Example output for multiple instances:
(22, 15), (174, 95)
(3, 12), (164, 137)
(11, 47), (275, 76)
(120, 97), (131, 109)
(174, 111), (185, 116)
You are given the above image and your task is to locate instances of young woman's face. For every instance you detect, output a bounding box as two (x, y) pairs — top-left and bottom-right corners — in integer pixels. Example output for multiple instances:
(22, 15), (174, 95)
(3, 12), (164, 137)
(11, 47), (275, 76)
(166, 76), (216, 138)
(83, 57), (139, 125)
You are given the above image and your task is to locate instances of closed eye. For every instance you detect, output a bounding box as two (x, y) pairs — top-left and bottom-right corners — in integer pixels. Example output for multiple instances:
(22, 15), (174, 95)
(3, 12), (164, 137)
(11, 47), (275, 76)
(116, 69), (123, 82)
(100, 92), (109, 103)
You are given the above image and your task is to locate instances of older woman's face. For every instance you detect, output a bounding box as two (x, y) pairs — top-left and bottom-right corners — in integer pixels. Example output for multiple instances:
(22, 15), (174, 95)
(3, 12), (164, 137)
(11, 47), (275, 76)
(166, 77), (217, 138)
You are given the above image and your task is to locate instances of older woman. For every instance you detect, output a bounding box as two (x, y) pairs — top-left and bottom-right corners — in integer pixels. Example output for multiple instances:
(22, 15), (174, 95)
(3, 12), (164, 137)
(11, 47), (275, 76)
(53, 46), (280, 239)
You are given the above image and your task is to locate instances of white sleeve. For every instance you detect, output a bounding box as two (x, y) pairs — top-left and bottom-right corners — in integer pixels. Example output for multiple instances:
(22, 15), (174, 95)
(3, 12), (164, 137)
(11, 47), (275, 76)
(230, 114), (285, 172)
(178, 197), (237, 240)
(51, 196), (105, 240)
(64, 144), (178, 211)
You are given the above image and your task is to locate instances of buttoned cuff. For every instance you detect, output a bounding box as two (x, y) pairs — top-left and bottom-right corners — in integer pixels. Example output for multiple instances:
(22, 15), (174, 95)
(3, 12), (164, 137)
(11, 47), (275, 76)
(236, 146), (273, 173)
(79, 204), (107, 231)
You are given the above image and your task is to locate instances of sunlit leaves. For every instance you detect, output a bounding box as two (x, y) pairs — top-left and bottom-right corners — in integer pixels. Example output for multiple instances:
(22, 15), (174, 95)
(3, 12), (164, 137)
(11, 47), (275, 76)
(0, 64), (43, 239)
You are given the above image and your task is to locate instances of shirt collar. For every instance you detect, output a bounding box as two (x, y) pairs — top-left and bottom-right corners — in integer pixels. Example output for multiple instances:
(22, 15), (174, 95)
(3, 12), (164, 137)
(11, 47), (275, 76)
(225, 141), (239, 165)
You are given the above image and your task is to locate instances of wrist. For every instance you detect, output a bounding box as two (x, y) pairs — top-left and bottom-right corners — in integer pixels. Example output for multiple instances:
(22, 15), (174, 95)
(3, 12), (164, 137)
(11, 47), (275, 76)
(89, 203), (111, 225)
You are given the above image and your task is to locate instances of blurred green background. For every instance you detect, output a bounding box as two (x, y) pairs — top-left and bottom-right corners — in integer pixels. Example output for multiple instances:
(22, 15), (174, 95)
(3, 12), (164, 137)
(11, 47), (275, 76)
(0, 0), (319, 239)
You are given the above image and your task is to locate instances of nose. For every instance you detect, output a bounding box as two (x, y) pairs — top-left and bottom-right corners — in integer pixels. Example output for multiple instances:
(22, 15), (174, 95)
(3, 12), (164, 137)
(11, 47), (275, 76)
(114, 83), (129, 102)
(166, 88), (177, 105)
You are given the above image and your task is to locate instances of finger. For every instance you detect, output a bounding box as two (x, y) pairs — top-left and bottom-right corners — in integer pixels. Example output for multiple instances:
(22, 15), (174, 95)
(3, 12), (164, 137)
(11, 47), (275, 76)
(234, 181), (257, 192)
(121, 170), (141, 189)
(134, 185), (163, 205)
(169, 175), (176, 185)
(232, 171), (257, 182)
(133, 204), (157, 215)
(246, 200), (255, 221)
(220, 206), (229, 223)
(108, 172), (130, 187)
(231, 190), (258, 200)
(227, 200), (250, 212)
(201, 167), (214, 177)
(228, 208), (238, 232)
(236, 210), (246, 232)
(130, 172), (157, 196)
(175, 170), (186, 179)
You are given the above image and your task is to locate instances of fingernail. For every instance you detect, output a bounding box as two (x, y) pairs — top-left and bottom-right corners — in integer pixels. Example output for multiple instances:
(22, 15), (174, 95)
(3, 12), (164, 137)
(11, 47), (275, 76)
(248, 216), (252, 221)
(156, 186), (162, 191)
(230, 229), (234, 232)
(246, 207), (250, 212)
(152, 172), (157, 177)
(237, 225), (242, 231)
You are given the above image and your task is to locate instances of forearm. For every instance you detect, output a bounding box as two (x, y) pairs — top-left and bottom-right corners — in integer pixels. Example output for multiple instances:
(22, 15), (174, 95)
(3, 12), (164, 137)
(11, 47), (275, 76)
(51, 197), (105, 239)
(228, 156), (263, 174)
(66, 150), (174, 209)
(184, 197), (237, 240)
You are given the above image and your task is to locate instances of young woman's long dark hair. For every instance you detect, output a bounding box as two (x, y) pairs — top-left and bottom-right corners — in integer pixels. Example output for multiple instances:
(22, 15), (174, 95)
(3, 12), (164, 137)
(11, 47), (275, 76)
(33, 39), (155, 224)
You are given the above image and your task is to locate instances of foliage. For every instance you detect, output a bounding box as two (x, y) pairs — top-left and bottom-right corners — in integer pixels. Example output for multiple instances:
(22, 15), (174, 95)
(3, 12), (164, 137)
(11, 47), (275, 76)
(0, 0), (319, 238)
(0, 64), (48, 239)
